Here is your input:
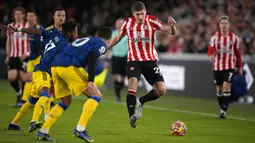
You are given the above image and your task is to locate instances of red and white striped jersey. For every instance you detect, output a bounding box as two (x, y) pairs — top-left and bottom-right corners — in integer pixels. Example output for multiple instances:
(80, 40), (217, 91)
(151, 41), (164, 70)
(7, 21), (30, 57)
(208, 32), (242, 71)
(121, 15), (165, 62)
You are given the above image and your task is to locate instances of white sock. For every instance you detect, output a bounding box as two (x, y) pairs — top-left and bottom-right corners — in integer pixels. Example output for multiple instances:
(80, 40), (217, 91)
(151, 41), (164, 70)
(11, 122), (18, 125)
(76, 125), (85, 132)
(220, 109), (226, 115)
(40, 128), (49, 134)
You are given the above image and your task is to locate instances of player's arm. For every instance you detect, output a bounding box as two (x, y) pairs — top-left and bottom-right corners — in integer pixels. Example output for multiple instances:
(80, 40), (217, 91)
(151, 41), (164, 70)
(159, 17), (177, 35)
(5, 30), (11, 64)
(108, 20), (128, 49)
(107, 32), (125, 50)
(234, 36), (243, 75)
(208, 36), (215, 63)
(87, 52), (99, 82)
(8, 25), (42, 35)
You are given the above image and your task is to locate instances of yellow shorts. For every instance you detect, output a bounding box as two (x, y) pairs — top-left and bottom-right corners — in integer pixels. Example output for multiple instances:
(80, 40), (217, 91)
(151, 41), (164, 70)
(30, 71), (51, 98)
(51, 66), (88, 99)
(94, 68), (108, 87)
(27, 56), (41, 72)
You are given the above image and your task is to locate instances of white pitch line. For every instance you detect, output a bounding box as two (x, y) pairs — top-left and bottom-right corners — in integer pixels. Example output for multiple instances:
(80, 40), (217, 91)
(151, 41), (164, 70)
(106, 100), (255, 122)
(73, 97), (255, 122)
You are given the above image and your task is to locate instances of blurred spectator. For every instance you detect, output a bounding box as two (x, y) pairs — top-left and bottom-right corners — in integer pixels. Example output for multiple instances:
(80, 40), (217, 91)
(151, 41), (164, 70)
(0, 0), (254, 55)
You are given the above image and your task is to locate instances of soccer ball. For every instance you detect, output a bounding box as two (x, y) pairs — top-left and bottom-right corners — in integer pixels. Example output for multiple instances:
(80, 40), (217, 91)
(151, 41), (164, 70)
(170, 120), (187, 136)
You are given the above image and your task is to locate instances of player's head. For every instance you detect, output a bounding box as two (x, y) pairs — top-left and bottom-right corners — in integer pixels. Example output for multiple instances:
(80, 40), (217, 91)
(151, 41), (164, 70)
(12, 7), (25, 23)
(97, 27), (112, 43)
(26, 10), (37, 26)
(131, 1), (146, 24)
(219, 15), (230, 33)
(115, 18), (125, 30)
(62, 19), (78, 41)
(53, 7), (66, 26)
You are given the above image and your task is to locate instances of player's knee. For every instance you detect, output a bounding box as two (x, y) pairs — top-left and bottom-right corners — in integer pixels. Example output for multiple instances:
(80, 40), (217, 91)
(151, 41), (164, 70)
(8, 75), (17, 81)
(60, 95), (72, 106)
(155, 86), (166, 96)
(93, 91), (102, 99)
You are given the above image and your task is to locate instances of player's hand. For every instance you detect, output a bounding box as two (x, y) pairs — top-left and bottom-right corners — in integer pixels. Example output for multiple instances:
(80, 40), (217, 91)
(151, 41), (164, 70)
(5, 56), (9, 65)
(84, 82), (97, 96)
(20, 54), (28, 62)
(209, 55), (214, 63)
(238, 68), (243, 76)
(168, 16), (176, 27)
(7, 25), (17, 34)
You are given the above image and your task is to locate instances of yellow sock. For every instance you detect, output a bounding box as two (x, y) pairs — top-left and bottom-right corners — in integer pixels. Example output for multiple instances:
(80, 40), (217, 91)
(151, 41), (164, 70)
(44, 100), (51, 121)
(49, 96), (54, 103)
(12, 101), (33, 124)
(41, 103), (66, 132)
(32, 96), (48, 122)
(77, 98), (100, 131)
(22, 82), (32, 101)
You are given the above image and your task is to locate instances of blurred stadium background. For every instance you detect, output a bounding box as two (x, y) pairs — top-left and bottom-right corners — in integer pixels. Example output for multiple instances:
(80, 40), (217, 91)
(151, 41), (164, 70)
(0, 0), (255, 143)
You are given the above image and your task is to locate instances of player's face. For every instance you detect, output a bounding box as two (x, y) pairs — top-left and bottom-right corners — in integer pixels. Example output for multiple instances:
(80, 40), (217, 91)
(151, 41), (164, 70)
(26, 12), (37, 25)
(69, 27), (78, 41)
(133, 9), (146, 24)
(115, 19), (124, 30)
(219, 19), (230, 33)
(53, 10), (66, 25)
(14, 11), (24, 22)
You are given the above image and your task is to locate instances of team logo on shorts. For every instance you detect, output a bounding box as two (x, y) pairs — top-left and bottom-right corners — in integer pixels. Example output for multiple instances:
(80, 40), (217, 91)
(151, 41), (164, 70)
(130, 67), (135, 71)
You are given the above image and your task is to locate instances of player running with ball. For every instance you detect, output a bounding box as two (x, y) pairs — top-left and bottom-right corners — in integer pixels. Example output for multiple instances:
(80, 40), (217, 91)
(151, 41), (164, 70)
(108, 1), (177, 128)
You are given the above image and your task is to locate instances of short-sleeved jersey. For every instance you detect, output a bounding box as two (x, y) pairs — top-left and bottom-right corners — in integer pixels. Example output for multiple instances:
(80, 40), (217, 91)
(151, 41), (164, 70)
(7, 21), (30, 57)
(111, 29), (128, 57)
(208, 32), (241, 71)
(33, 25), (68, 74)
(120, 15), (165, 62)
(29, 24), (45, 60)
(51, 37), (107, 67)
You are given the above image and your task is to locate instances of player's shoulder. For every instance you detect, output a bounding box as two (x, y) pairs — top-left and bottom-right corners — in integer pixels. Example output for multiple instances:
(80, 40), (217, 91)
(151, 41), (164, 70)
(45, 25), (55, 31)
(147, 15), (157, 20)
(34, 24), (44, 30)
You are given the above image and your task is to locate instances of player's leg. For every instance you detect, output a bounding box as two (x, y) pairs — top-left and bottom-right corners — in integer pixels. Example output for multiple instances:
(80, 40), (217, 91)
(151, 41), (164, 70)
(20, 59), (34, 102)
(29, 72), (51, 132)
(37, 67), (71, 141)
(112, 56), (122, 101)
(126, 62), (141, 128)
(6, 96), (38, 131)
(136, 62), (165, 118)
(8, 58), (22, 106)
(220, 69), (235, 119)
(38, 95), (71, 141)
(73, 85), (102, 143)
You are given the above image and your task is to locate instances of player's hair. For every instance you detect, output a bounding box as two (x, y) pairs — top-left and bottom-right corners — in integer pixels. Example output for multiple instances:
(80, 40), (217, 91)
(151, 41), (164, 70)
(12, 7), (25, 19)
(220, 15), (230, 22)
(62, 19), (77, 33)
(131, 1), (146, 12)
(53, 7), (65, 14)
(97, 27), (112, 40)
(26, 9), (37, 16)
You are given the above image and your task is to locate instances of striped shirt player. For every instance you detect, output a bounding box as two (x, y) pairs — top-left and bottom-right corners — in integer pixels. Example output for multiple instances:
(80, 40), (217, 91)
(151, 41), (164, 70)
(208, 32), (242, 85)
(207, 15), (243, 119)
(108, 1), (176, 128)
(6, 21), (30, 70)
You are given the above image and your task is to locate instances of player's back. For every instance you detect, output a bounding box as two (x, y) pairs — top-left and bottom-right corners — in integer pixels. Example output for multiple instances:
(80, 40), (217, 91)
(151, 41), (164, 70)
(52, 37), (107, 68)
(34, 26), (68, 73)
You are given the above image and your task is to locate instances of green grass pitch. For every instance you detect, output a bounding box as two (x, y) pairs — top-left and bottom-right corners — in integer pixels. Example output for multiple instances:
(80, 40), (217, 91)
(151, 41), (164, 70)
(0, 80), (255, 143)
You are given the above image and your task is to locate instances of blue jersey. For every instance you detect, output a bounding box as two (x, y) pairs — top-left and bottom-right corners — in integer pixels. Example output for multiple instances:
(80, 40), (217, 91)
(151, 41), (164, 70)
(29, 24), (44, 60)
(34, 25), (68, 74)
(52, 37), (107, 67)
